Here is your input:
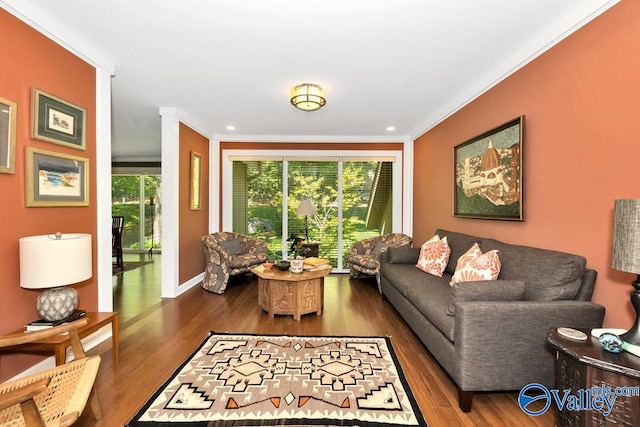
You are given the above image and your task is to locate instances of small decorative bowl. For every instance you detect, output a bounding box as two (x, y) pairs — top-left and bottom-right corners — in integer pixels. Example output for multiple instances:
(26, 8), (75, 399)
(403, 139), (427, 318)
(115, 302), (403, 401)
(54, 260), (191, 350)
(275, 261), (290, 270)
(262, 261), (274, 269)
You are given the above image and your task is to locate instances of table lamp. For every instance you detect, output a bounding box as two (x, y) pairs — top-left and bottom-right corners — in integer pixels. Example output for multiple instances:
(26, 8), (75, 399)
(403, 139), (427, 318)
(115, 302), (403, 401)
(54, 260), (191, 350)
(20, 232), (92, 321)
(611, 199), (640, 345)
(295, 198), (317, 242)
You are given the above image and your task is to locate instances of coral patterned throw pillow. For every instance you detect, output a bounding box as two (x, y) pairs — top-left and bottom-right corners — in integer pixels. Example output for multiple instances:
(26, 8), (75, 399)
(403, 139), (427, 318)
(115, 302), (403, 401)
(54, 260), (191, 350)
(416, 235), (451, 277)
(450, 243), (501, 286)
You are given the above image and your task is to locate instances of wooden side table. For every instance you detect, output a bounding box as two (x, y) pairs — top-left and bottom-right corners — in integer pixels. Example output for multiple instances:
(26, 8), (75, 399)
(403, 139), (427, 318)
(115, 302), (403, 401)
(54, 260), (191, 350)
(9, 311), (119, 367)
(547, 328), (640, 426)
(253, 265), (330, 320)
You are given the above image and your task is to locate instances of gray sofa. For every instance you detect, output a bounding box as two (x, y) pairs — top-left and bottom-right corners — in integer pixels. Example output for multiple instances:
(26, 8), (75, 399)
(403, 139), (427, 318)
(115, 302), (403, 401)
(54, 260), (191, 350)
(378, 229), (605, 412)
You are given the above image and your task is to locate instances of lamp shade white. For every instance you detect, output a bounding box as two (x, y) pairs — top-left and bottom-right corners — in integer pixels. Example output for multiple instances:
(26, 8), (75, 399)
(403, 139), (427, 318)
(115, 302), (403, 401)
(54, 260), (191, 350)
(296, 199), (317, 216)
(19, 233), (92, 321)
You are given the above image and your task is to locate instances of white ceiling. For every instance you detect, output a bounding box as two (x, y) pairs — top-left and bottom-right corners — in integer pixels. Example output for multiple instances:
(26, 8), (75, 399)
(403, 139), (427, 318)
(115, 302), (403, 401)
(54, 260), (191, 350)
(2, 0), (618, 160)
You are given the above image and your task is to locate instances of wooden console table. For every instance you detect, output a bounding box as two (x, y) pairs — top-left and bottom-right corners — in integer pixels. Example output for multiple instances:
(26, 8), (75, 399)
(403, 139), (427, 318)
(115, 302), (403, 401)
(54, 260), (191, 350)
(252, 265), (331, 320)
(8, 311), (119, 367)
(547, 328), (640, 426)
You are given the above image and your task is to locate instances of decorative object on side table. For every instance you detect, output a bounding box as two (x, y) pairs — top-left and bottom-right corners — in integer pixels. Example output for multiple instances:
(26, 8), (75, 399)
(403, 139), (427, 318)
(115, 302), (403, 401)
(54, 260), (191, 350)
(295, 198), (316, 242)
(289, 257), (304, 273)
(611, 198), (640, 346)
(19, 232), (92, 321)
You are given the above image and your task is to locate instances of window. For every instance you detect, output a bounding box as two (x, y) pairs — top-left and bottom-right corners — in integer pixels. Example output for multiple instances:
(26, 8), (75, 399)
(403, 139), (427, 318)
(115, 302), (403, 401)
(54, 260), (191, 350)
(112, 174), (162, 252)
(224, 150), (401, 272)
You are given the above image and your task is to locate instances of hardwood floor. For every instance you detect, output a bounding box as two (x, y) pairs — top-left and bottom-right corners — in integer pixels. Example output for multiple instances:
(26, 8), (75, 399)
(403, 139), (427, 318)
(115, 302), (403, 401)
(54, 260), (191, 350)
(80, 256), (554, 426)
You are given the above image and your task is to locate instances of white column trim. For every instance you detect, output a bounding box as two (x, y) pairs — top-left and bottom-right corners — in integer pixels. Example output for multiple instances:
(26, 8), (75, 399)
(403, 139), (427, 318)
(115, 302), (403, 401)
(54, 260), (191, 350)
(96, 67), (113, 312)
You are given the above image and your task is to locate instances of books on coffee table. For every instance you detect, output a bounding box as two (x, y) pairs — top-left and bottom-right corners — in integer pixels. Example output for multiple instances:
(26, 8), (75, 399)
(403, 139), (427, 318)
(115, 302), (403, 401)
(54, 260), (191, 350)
(25, 309), (87, 331)
(303, 257), (330, 270)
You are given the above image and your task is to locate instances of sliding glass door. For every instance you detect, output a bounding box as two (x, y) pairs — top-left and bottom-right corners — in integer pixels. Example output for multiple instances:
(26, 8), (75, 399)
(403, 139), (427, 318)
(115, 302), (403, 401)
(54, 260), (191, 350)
(224, 151), (401, 272)
(112, 174), (162, 253)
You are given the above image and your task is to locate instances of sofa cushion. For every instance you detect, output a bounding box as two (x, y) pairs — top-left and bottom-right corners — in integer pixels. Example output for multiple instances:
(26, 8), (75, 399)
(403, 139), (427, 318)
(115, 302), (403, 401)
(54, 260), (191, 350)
(436, 229), (482, 275)
(387, 247), (421, 264)
(371, 241), (388, 256)
(416, 235), (451, 277)
(404, 278), (456, 341)
(446, 280), (525, 316)
(480, 238), (586, 301)
(450, 243), (501, 285)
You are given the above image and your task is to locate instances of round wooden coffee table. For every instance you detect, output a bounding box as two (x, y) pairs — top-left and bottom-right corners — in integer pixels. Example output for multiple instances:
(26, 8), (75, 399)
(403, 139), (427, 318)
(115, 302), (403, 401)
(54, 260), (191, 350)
(252, 265), (331, 320)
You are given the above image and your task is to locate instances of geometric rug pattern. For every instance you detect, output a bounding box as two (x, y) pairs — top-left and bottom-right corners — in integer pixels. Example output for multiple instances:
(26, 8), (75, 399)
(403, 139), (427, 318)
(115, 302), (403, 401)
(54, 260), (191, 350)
(127, 332), (427, 426)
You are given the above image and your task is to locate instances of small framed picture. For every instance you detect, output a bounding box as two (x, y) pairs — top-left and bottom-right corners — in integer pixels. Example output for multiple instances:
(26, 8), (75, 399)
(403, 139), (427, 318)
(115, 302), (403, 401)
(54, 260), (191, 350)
(32, 88), (87, 150)
(190, 151), (202, 210)
(0, 96), (17, 174)
(26, 147), (89, 207)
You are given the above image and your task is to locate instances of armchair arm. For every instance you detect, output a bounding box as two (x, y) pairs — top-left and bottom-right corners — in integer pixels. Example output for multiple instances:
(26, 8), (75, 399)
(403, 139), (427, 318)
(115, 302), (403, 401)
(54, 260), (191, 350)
(454, 300), (605, 390)
(0, 377), (49, 412)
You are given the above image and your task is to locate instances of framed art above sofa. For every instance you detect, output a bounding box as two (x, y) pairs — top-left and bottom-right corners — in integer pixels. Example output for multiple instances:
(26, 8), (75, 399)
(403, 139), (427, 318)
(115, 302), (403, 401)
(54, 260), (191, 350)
(454, 116), (524, 221)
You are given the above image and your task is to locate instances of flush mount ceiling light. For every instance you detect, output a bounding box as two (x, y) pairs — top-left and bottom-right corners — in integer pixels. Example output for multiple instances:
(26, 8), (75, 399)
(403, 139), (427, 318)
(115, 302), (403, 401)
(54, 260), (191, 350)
(290, 83), (326, 111)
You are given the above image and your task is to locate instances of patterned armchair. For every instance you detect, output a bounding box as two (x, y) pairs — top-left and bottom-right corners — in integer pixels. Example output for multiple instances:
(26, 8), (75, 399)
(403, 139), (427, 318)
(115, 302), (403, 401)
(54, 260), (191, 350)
(201, 232), (269, 294)
(347, 233), (412, 291)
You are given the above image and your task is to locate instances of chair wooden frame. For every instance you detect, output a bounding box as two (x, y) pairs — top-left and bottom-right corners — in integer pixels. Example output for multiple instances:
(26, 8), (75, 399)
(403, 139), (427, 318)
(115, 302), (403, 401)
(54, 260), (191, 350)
(112, 215), (124, 271)
(0, 319), (102, 426)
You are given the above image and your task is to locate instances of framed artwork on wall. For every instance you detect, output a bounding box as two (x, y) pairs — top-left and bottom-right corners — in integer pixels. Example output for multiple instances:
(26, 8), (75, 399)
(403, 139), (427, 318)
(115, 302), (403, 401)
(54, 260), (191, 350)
(31, 88), (87, 150)
(190, 151), (201, 210)
(26, 147), (89, 207)
(0, 96), (17, 174)
(454, 116), (524, 221)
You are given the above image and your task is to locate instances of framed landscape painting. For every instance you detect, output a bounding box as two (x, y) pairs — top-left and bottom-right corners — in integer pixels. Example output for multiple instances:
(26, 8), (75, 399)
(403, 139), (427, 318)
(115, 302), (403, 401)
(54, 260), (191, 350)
(32, 88), (87, 150)
(454, 116), (524, 221)
(26, 147), (89, 207)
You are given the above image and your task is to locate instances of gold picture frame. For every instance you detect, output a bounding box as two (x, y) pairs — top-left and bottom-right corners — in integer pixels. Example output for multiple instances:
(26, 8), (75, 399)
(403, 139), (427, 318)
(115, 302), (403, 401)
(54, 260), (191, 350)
(26, 147), (89, 207)
(190, 151), (201, 210)
(0, 96), (17, 174)
(32, 88), (87, 150)
(454, 116), (524, 221)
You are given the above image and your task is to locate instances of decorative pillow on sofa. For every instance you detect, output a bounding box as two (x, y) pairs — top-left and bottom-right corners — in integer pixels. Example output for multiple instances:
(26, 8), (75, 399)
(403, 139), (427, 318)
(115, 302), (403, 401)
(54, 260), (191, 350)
(415, 235), (451, 277)
(450, 243), (501, 286)
(446, 280), (525, 316)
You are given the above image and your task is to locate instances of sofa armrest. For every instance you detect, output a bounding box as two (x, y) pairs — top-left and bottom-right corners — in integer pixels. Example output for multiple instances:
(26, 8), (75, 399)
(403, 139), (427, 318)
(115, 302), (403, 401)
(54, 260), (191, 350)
(453, 300), (605, 390)
(446, 280), (525, 316)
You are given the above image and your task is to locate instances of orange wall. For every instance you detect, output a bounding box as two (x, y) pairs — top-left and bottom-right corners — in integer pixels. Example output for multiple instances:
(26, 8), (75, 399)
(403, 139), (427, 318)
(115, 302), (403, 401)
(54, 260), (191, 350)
(179, 123), (209, 284)
(0, 10), (97, 378)
(413, 0), (639, 328)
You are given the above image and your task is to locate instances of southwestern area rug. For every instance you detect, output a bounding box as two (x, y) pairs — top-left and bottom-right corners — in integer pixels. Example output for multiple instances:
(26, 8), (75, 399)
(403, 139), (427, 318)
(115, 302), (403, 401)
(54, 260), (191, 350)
(128, 332), (427, 427)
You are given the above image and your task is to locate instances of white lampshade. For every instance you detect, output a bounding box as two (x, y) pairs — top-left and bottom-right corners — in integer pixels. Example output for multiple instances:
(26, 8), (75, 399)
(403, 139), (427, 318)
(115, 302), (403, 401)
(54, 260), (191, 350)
(20, 233), (92, 289)
(296, 199), (317, 216)
(612, 199), (640, 274)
